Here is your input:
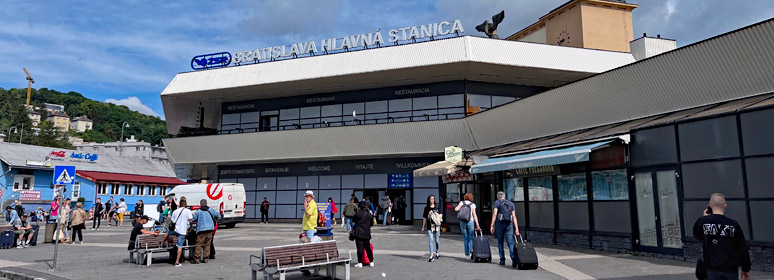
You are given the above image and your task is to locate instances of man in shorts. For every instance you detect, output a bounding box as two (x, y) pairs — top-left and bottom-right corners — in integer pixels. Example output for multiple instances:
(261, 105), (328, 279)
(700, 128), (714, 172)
(13, 214), (35, 248)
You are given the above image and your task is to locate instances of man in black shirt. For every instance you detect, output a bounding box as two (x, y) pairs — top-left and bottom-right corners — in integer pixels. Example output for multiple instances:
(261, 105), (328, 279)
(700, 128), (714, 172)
(91, 198), (103, 230)
(128, 215), (158, 250)
(693, 193), (751, 280)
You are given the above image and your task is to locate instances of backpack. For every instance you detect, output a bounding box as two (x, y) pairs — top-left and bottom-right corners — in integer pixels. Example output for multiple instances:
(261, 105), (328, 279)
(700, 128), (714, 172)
(496, 200), (514, 224)
(456, 201), (472, 223)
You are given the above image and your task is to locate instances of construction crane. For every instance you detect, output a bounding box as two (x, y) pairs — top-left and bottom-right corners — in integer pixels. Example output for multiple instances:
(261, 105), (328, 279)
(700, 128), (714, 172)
(23, 68), (34, 110)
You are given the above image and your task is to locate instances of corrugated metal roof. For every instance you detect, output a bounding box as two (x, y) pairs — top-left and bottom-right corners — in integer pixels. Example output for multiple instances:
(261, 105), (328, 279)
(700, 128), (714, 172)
(0, 142), (176, 178)
(163, 119), (477, 165)
(467, 19), (774, 149)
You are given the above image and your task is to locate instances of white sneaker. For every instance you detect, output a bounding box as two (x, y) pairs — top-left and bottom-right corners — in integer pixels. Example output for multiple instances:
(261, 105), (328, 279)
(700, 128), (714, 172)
(353, 263), (363, 268)
(369, 262), (374, 267)
(17, 245), (24, 249)
(174, 263), (183, 267)
(79, 241), (84, 244)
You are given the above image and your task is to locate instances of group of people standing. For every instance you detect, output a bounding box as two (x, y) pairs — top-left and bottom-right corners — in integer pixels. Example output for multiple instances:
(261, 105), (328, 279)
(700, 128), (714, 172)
(47, 197), (89, 244)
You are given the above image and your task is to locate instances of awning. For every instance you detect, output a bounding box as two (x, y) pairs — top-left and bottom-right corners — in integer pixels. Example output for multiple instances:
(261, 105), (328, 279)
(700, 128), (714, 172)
(470, 141), (614, 174)
(413, 159), (474, 177)
(76, 171), (185, 186)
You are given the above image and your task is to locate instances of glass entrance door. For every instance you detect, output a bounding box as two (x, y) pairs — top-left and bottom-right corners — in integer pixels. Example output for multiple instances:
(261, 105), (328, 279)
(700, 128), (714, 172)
(634, 169), (683, 254)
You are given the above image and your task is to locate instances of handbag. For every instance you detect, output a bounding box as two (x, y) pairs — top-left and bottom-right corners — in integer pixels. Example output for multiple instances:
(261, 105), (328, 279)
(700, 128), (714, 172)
(170, 209), (184, 232)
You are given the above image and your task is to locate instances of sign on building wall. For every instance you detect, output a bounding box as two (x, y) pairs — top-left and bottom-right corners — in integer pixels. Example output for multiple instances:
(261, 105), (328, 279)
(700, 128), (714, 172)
(19, 190), (41, 201)
(442, 170), (475, 183)
(388, 173), (412, 188)
(444, 146), (463, 163)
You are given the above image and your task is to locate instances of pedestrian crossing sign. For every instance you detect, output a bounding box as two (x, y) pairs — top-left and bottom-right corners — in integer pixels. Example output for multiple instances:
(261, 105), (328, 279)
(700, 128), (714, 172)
(54, 165), (76, 185)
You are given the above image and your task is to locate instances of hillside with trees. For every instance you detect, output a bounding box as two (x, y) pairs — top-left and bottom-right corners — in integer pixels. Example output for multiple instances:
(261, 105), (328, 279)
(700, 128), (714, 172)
(0, 87), (169, 149)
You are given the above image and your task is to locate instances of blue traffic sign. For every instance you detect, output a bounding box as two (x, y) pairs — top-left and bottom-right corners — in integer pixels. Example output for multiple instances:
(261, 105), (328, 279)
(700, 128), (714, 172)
(53, 165), (76, 185)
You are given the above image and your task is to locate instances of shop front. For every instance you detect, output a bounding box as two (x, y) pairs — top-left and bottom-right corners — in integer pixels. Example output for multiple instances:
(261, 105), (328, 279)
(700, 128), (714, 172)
(471, 138), (634, 252)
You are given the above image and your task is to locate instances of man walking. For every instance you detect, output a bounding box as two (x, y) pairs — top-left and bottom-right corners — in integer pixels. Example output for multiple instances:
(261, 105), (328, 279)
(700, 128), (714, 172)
(91, 198), (103, 230)
(693, 193), (751, 280)
(260, 197), (270, 224)
(379, 194), (391, 226)
(157, 198), (167, 224)
(191, 199), (220, 264)
(490, 191), (520, 267)
(302, 191), (318, 239)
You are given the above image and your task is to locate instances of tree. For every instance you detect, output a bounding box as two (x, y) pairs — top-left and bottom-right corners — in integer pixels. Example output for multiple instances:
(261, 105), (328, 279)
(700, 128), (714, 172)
(31, 120), (72, 149)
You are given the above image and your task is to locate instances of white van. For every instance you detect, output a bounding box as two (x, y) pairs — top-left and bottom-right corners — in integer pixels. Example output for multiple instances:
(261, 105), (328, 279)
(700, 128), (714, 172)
(168, 183), (246, 228)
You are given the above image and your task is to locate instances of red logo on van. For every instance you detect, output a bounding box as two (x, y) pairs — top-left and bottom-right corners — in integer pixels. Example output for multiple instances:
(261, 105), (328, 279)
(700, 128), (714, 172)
(206, 184), (223, 200)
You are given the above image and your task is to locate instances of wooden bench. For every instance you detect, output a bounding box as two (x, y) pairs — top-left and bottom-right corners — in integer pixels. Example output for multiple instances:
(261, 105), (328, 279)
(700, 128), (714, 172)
(0, 225), (11, 232)
(249, 241), (351, 280)
(129, 233), (194, 266)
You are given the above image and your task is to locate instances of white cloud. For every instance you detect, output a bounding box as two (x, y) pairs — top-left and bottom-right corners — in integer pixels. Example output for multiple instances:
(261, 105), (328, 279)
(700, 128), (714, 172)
(664, 0), (678, 22)
(105, 97), (164, 120)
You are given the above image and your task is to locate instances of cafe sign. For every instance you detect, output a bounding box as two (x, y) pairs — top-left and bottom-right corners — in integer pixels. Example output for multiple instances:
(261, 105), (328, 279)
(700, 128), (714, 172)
(444, 146), (463, 164)
(443, 170), (475, 183)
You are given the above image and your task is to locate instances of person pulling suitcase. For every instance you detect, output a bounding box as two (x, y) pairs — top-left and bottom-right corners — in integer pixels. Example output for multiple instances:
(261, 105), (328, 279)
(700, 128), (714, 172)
(472, 229), (492, 263)
(515, 235), (538, 270)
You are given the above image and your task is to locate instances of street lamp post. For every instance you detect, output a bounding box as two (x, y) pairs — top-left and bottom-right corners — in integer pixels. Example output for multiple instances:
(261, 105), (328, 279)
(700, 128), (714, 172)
(119, 122), (129, 156)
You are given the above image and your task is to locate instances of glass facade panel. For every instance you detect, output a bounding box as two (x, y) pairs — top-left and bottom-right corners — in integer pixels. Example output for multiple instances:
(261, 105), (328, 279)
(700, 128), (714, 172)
(277, 177), (297, 190)
(656, 170), (682, 249)
(468, 94), (492, 109)
(593, 201), (631, 233)
(558, 173), (587, 201)
(412, 96), (437, 121)
(279, 108), (299, 120)
(276, 191), (296, 204)
(504, 178), (524, 201)
(631, 126), (678, 167)
(319, 175), (341, 189)
(389, 99), (412, 123)
(299, 107), (320, 128)
(321, 104), (342, 117)
(343, 103), (364, 125)
(741, 108), (774, 156)
(364, 174), (387, 189)
(528, 202), (554, 229)
(238, 178), (257, 191)
(364, 100), (388, 124)
(222, 113), (240, 125)
(678, 116), (740, 161)
(750, 201), (774, 242)
(592, 169), (629, 200)
(492, 96), (516, 107)
(528, 176), (553, 201)
(341, 175), (364, 189)
(745, 157), (774, 198)
(558, 203), (589, 230)
(241, 112), (260, 124)
(682, 160), (744, 199)
(256, 178), (277, 190)
(635, 173), (657, 247)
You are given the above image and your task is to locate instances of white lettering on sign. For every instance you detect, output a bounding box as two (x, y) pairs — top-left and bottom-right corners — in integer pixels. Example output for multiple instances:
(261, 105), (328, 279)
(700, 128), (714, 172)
(395, 88), (430, 96)
(355, 164), (374, 170)
(220, 169), (256, 175)
(227, 104), (255, 111)
(233, 20), (464, 64)
(308, 166), (331, 172)
(306, 96), (335, 103)
(396, 162), (430, 169)
(265, 167), (289, 173)
(513, 165), (557, 175)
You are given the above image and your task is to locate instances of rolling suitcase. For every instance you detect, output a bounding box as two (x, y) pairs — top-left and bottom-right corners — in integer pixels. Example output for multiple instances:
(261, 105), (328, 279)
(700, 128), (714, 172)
(28, 225), (40, 246)
(0, 230), (14, 249)
(515, 235), (538, 270)
(472, 230), (491, 263)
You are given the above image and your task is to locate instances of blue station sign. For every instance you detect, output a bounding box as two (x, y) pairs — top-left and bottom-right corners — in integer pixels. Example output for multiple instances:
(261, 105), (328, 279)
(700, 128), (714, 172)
(191, 52), (232, 70)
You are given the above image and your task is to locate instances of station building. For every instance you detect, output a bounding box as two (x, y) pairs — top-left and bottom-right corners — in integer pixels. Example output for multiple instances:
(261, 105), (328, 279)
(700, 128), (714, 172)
(161, 0), (774, 270)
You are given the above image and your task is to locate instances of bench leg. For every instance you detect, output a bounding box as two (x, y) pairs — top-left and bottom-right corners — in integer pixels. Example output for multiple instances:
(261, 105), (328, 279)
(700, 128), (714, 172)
(329, 265), (336, 279)
(279, 271), (285, 280)
(262, 271), (272, 280)
(345, 263), (350, 280)
(251, 270), (256, 280)
(129, 251), (134, 264)
(313, 267), (320, 276)
(146, 251), (153, 267)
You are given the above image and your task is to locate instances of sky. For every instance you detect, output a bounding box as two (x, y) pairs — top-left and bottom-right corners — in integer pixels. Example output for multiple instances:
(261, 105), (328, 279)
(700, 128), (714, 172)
(0, 0), (772, 120)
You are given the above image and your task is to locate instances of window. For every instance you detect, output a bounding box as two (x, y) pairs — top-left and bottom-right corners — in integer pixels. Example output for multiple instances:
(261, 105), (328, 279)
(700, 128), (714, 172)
(412, 96), (437, 121)
(299, 106), (321, 128)
(321, 105), (342, 127)
(159, 186), (167, 196)
(279, 108), (300, 130)
(123, 184), (133, 196)
(504, 178), (524, 201)
(468, 94), (492, 110)
(558, 173), (587, 200)
(148, 186), (156, 196)
(365, 101), (388, 124)
(136, 185), (145, 196)
(528, 176), (553, 201)
(111, 184), (121, 195)
(591, 169), (629, 200)
(492, 96), (517, 107)
(388, 99), (412, 123)
(343, 103), (364, 125)
(93, 147), (99, 152)
(12, 175), (34, 191)
(97, 183), (108, 195)
(438, 94), (464, 119)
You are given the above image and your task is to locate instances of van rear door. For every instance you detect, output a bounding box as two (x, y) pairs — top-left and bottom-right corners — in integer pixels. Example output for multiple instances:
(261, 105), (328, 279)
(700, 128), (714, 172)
(221, 184), (246, 219)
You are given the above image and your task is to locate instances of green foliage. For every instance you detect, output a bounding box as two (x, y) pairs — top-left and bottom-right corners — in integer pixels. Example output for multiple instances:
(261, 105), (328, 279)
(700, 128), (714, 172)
(31, 120), (72, 149)
(0, 87), (170, 149)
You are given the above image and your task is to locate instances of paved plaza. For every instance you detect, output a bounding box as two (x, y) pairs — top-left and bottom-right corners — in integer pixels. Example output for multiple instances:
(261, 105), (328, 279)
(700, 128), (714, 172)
(1, 221), (772, 280)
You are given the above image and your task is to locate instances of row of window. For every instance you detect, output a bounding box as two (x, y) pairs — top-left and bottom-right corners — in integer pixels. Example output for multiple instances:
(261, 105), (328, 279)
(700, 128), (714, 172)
(220, 94), (517, 133)
(96, 183), (169, 197)
(505, 169), (629, 202)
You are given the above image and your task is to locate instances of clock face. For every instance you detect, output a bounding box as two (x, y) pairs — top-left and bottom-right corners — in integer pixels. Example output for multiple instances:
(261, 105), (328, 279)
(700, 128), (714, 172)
(557, 30), (570, 46)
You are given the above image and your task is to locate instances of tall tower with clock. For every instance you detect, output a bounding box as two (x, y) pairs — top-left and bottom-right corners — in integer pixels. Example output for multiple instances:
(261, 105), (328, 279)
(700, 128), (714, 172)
(507, 0), (637, 53)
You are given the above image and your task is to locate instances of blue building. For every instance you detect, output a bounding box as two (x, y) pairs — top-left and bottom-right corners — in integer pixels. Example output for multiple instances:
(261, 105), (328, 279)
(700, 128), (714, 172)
(0, 142), (183, 215)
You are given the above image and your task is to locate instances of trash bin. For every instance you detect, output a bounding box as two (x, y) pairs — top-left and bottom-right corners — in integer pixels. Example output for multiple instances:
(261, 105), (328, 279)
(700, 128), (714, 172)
(45, 218), (57, 243)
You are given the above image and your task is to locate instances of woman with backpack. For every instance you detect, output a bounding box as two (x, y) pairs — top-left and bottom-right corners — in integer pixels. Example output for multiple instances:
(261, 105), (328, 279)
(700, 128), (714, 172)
(421, 195), (442, 262)
(351, 201), (375, 268)
(455, 193), (481, 258)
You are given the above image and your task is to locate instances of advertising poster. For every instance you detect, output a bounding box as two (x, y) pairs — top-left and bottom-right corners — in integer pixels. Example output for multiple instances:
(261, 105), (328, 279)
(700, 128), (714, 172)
(317, 202), (332, 228)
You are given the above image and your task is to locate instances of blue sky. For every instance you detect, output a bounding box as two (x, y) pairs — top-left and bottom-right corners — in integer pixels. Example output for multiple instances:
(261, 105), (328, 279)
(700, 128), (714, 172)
(1, 0), (772, 119)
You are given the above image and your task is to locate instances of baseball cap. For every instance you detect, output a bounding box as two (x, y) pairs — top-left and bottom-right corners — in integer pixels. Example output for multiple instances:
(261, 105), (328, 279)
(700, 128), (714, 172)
(305, 190), (314, 197)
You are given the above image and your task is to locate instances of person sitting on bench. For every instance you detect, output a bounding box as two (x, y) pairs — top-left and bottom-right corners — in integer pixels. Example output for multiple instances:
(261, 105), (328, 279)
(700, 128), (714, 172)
(13, 214), (34, 248)
(128, 215), (159, 250)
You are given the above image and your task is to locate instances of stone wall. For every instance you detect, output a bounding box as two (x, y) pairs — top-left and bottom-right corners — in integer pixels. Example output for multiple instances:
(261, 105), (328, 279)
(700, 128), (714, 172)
(526, 230), (554, 245)
(557, 232), (589, 248)
(591, 234), (632, 253)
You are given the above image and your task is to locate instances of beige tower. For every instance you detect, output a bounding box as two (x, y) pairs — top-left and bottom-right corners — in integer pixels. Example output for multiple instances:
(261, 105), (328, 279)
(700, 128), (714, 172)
(507, 0), (637, 52)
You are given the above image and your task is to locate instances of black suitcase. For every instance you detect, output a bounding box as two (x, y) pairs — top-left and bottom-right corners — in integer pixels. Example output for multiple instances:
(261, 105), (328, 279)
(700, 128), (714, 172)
(28, 225), (40, 246)
(0, 230), (14, 249)
(471, 230), (491, 263)
(515, 235), (538, 270)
